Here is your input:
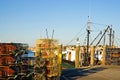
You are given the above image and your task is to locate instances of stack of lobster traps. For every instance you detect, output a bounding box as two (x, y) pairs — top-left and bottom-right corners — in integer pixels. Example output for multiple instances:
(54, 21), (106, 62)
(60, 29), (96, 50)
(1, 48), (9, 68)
(0, 43), (33, 80)
(106, 48), (120, 65)
(35, 39), (59, 80)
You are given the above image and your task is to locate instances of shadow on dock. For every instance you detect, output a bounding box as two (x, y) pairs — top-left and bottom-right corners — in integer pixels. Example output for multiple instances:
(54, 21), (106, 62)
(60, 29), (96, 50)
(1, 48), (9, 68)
(61, 66), (107, 80)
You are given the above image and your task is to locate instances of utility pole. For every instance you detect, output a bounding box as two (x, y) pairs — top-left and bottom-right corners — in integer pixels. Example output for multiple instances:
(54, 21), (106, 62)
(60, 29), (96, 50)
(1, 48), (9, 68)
(86, 16), (90, 66)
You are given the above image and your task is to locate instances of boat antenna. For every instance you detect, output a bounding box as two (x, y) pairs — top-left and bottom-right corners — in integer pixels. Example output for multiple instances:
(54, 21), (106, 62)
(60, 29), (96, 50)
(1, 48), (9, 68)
(46, 29), (49, 39)
(51, 29), (54, 39)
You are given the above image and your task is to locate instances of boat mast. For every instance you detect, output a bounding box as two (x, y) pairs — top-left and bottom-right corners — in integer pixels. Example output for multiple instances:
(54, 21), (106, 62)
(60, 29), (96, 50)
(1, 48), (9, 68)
(109, 27), (112, 48)
(86, 16), (90, 65)
(112, 30), (115, 47)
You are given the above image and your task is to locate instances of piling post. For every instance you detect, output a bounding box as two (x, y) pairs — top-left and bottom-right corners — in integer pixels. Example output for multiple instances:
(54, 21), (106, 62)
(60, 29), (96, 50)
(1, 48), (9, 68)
(75, 45), (80, 68)
(90, 45), (95, 66)
(102, 45), (107, 65)
(58, 44), (62, 76)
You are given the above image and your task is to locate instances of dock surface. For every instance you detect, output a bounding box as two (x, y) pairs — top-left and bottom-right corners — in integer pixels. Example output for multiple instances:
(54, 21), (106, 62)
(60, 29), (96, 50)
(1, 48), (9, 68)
(61, 65), (120, 80)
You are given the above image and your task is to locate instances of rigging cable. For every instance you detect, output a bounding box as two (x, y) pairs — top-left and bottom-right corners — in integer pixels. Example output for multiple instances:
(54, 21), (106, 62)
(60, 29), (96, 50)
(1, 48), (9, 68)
(91, 22), (108, 26)
(66, 24), (87, 45)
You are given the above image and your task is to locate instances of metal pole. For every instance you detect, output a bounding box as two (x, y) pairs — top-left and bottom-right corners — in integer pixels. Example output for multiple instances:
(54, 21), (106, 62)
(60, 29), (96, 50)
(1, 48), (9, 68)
(75, 45), (80, 68)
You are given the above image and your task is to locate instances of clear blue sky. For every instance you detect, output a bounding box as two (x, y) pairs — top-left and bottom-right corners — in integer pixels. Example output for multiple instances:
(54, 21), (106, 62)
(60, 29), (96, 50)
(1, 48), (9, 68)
(0, 0), (120, 46)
